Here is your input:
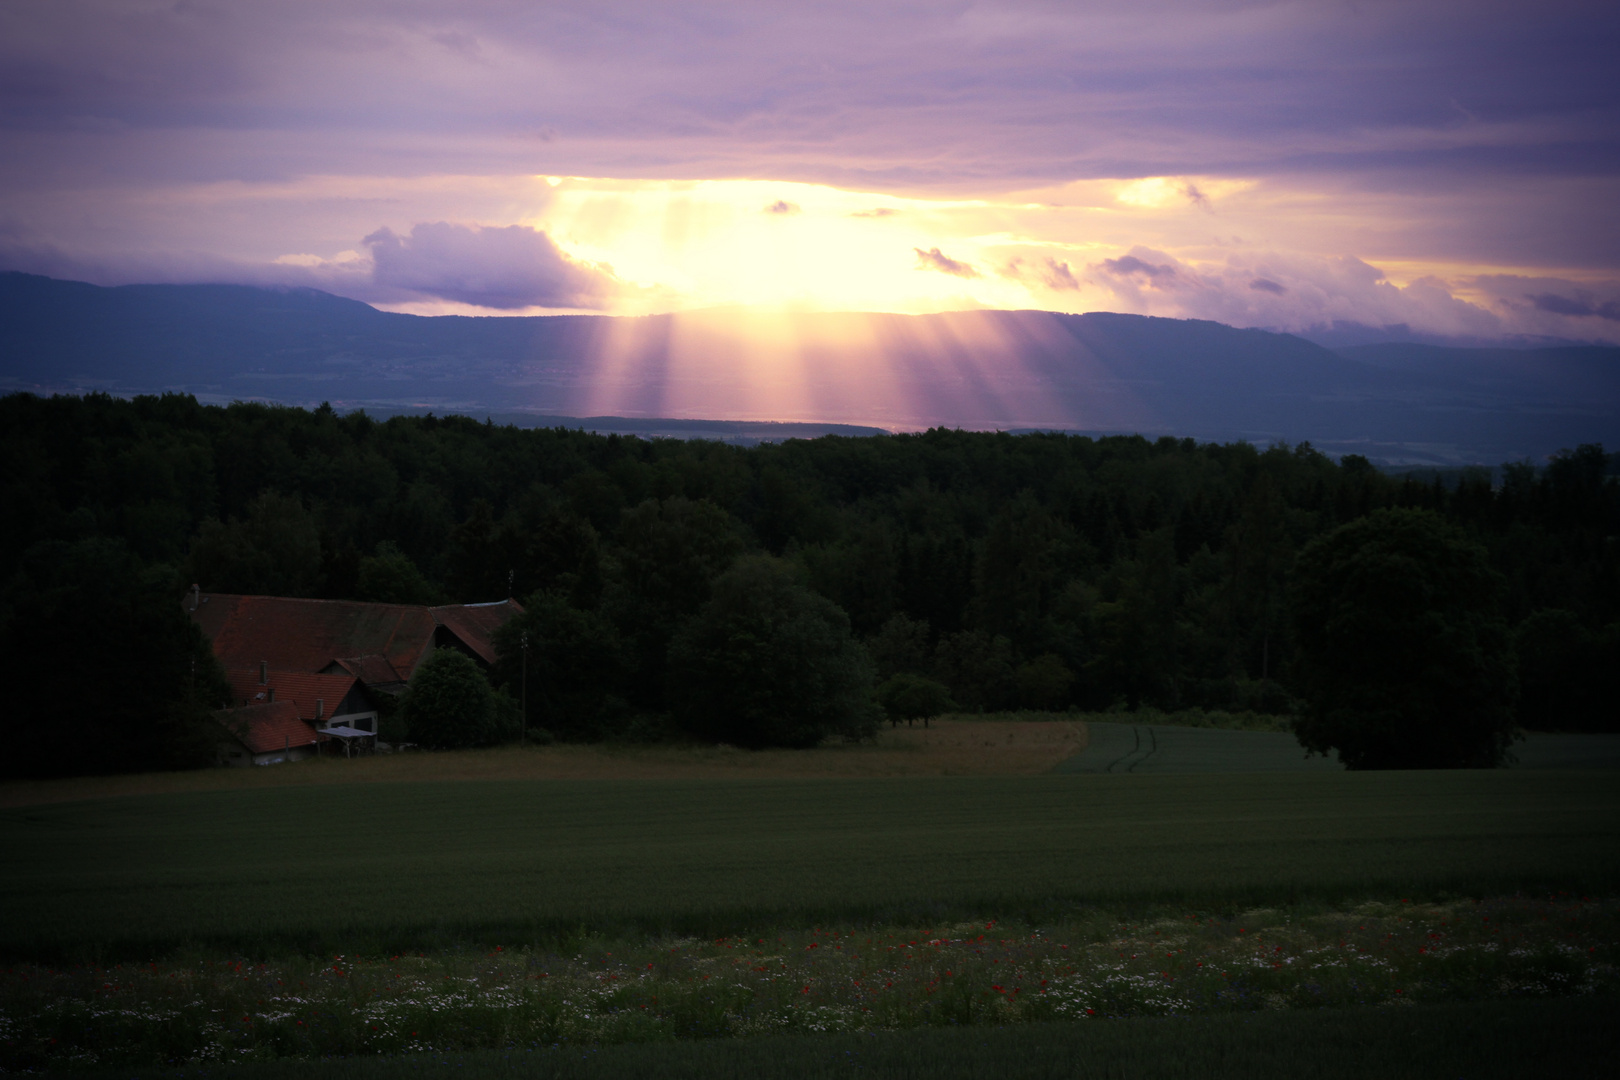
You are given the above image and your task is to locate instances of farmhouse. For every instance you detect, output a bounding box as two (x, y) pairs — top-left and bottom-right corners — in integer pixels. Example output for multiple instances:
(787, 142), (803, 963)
(189, 589), (523, 761)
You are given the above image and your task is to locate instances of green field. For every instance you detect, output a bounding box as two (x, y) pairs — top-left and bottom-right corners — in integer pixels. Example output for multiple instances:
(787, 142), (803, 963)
(66, 997), (1620, 1080)
(5, 764), (1619, 1075)
(4, 769), (1618, 959)
(1057, 723), (1620, 773)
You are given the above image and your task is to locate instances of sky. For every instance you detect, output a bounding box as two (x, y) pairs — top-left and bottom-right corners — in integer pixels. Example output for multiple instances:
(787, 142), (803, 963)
(2, 0), (1618, 343)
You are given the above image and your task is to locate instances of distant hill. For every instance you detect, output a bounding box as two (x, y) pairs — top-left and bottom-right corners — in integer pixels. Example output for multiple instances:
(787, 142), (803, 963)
(3, 272), (1616, 464)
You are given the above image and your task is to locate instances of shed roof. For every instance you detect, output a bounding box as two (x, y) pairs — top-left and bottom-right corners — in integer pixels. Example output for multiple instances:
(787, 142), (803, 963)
(215, 701), (321, 755)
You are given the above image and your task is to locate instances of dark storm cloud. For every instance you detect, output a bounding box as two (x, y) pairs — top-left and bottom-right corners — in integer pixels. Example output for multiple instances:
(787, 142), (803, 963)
(1529, 293), (1620, 320)
(4, 2), (1614, 192)
(913, 247), (978, 279)
(363, 222), (615, 309)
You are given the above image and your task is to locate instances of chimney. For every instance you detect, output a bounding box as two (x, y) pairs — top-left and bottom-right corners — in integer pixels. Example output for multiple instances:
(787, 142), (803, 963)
(189, 584), (200, 611)
(315, 698), (324, 720)
(259, 661), (268, 685)
(266, 687), (275, 702)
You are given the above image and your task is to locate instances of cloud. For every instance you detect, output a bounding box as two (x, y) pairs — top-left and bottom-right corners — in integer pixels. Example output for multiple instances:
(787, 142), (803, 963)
(914, 247), (979, 279)
(1100, 254), (1178, 283)
(362, 222), (616, 310)
(1002, 256), (1080, 291)
(1078, 247), (1552, 343)
(0, 2), (1613, 323)
(1529, 293), (1620, 320)
(764, 200), (800, 215)
(851, 208), (899, 218)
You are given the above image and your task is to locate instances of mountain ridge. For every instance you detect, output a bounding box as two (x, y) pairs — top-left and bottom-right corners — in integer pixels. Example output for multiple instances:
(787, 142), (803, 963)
(3, 272), (1615, 465)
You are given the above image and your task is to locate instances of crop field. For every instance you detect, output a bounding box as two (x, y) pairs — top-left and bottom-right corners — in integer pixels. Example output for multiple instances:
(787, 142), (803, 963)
(4, 769), (1618, 959)
(5, 739), (1618, 1075)
(0, 719), (1087, 811)
(7, 718), (1613, 814)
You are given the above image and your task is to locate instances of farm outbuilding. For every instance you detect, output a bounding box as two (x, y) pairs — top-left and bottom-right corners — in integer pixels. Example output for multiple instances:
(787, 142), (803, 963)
(224, 665), (380, 734)
(214, 701), (323, 767)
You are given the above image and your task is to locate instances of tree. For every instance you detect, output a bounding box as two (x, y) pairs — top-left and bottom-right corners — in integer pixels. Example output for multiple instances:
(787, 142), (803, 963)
(668, 556), (878, 748)
(1015, 653), (1074, 710)
(492, 591), (631, 741)
(604, 496), (747, 708)
(1513, 609), (1619, 733)
(867, 613), (933, 681)
(399, 648), (514, 749)
(185, 491), (324, 597)
(931, 629), (1018, 712)
(0, 538), (230, 778)
(876, 673), (955, 727)
(356, 541), (440, 605)
(1290, 508), (1518, 769)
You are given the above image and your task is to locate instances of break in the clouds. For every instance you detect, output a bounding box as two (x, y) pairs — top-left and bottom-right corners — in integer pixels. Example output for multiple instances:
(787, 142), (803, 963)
(363, 223), (616, 310)
(0, 1), (1616, 338)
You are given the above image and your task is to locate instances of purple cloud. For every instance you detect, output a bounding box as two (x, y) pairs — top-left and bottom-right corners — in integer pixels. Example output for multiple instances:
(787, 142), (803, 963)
(914, 247), (978, 279)
(363, 222), (615, 310)
(764, 200), (800, 215)
(1530, 293), (1620, 321)
(1101, 255), (1177, 281)
(1249, 278), (1287, 295)
(0, 1), (1614, 340)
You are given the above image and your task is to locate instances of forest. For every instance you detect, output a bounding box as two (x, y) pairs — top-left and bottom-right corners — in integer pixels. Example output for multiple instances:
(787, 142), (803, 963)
(2, 390), (1616, 777)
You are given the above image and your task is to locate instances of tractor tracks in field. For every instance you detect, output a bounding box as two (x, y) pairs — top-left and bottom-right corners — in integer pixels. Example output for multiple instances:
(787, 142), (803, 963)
(1103, 725), (1159, 773)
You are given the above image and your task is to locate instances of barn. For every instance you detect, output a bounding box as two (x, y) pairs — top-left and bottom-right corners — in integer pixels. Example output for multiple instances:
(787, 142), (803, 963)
(190, 589), (522, 761)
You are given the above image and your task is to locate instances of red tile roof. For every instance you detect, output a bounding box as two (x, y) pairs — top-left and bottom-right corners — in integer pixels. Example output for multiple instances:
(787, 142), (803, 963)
(215, 701), (321, 755)
(193, 594), (437, 680)
(224, 668), (363, 724)
(330, 654), (405, 687)
(430, 600), (524, 665)
(189, 594), (524, 681)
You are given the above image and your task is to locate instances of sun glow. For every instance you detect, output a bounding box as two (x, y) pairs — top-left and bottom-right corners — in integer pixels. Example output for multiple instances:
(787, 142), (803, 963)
(529, 178), (1112, 316)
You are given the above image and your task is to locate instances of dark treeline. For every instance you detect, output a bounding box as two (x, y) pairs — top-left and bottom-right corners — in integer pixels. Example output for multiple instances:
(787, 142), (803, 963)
(3, 392), (1617, 773)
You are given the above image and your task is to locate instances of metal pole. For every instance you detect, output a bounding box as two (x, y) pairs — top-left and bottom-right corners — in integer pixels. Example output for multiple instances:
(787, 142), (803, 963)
(520, 631), (528, 747)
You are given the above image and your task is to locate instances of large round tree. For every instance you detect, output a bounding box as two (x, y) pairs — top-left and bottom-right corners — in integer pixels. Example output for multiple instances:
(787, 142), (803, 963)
(1290, 508), (1517, 769)
(669, 556), (878, 748)
(401, 648), (514, 749)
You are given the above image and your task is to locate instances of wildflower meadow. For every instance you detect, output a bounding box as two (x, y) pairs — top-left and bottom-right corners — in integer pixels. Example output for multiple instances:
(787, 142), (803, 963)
(3, 895), (1615, 1072)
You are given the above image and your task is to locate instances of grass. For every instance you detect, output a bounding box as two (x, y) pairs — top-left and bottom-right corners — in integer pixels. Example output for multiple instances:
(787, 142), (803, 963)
(6, 894), (1614, 1071)
(5, 761), (1618, 1075)
(0, 720), (1086, 810)
(3, 770), (1617, 961)
(39, 997), (1620, 1079)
